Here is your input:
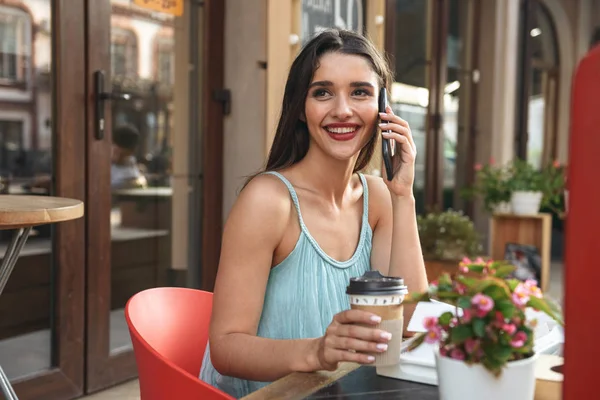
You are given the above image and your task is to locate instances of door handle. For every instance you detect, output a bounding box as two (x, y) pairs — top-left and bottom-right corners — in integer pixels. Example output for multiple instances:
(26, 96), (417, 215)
(93, 70), (131, 140)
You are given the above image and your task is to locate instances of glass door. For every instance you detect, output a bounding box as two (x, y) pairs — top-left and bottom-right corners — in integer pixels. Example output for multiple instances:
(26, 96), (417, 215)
(84, 0), (225, 392)
(0, 0), (86, 398)
(385, 0), (480, 214)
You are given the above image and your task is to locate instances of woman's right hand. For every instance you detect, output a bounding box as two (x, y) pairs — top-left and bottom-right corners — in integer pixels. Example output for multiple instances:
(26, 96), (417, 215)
(313, 309), (393, 371)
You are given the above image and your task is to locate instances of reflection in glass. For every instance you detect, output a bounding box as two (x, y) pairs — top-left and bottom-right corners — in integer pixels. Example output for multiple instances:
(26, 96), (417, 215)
(526, 3), (559, 169)
(0, 0), (53, 380)
(390, 0), (430, 213)
(109, 2), (177, 353)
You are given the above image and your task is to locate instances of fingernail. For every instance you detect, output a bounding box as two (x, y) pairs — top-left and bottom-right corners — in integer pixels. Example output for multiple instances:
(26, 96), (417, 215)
(379, 123), (388, 126)
(376, 343), (388, 351)
(370, 315), (382, 323)
(367, 356), (375, 362)
(381, 331), (392, 340)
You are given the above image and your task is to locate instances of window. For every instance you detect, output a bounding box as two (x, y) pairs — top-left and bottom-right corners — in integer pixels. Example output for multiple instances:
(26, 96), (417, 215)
(156, 35), (174, 85)
(111, 27), (138, 78)
(0, 7), (31, 84)
(0, 120), (24, 174)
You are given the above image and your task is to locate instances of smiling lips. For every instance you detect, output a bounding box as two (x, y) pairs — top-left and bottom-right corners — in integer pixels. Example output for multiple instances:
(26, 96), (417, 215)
(324, 123), (361, 141)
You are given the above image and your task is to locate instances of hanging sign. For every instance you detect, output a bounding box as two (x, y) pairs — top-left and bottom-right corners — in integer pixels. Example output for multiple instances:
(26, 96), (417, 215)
(133, 0), (183, 17)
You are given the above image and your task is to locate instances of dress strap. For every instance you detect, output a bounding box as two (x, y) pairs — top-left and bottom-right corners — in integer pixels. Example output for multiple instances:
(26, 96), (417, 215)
(262, 171), (304, 225)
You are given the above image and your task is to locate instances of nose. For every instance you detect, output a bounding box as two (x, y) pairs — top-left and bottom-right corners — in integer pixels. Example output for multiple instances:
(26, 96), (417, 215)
(332, 95), (353, 119)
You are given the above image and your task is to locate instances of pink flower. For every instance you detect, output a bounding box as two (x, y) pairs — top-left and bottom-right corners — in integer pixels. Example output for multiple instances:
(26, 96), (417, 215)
(450, 348), (466, 361)
(423, 316), (438, 331)
(439, 346), (448, 357)
(450, 317), (458, 327)
(524, 279), (543, 298)
(510, 331), (528, 348)
(502, 323), (517, 335)
(495, 311), (505, 324)
(512, 283), (531, 307)
(474, 163), (483, 171)
(472, 294), (494, 317)
(489, 157), (496, 165)
(455, 283), (467, 295)
(461, 257), (472, 265)
(459, 265), (469, 274)
(462, 309), (472, 323)
(424, 328), (442, 344)
(464, 338), (479, 354)
(553, 160), (560, 168)
(475, 257), (485, 264)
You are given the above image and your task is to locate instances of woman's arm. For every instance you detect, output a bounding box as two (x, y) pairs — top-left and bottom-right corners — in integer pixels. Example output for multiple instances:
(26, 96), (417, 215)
(369, 177), (427, 331)
(209, 175), (319, 381)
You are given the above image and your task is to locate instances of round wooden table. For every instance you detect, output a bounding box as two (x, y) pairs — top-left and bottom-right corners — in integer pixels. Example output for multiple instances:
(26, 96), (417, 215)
(0, 195), (84, 400)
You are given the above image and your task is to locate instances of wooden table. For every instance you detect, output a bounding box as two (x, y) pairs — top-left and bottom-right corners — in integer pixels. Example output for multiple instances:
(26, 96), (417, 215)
(0, 195), (84, 400)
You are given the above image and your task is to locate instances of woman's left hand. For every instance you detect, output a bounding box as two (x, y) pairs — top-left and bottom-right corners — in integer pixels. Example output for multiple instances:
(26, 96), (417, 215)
(379, 105), (417, 198)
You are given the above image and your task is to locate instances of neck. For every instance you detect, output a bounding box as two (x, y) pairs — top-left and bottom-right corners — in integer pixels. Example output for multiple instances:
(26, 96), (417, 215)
(292, 144), (359, 206)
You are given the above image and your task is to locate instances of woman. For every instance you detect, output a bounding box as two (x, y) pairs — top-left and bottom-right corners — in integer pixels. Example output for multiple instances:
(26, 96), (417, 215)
(200, 29), (428, 397)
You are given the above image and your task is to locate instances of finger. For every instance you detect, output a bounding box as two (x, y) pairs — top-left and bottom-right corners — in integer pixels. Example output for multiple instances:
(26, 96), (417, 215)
(380, 110), (409, 128)
(334, 324), (393, 343)
(381, 125), (416, 154)
(325, 348), (376, 365)
(334, 309), (382, 325)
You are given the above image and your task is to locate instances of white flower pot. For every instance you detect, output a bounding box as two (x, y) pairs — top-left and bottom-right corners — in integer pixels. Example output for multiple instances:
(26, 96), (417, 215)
(493, 201), (512, 214)
(511, 191), (543, 215)
(435, 352), (538, 400)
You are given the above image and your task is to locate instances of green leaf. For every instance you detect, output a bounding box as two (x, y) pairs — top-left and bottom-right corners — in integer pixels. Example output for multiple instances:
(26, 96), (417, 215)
(457, 296), (472, 310)
(438, 312), (454, 326)
(474, 277), (511, 298)
(467, 264), (486, 273)
(438, 273), (452, 287)
(493, 264), (516, 278)
(483, 284), (511, 301)
(456, 276), (477, 289)
(450, 325), (473, 344)
(496, 299), (516, 319)
(506, 279), (521, 291)
(473, 318), (486, 338)
(407, 332), (427, 352)
(527, 297), (564, 326)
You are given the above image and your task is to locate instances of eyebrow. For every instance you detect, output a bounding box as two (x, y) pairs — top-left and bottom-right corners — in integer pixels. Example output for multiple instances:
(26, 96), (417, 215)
(308, 80), (375, 89)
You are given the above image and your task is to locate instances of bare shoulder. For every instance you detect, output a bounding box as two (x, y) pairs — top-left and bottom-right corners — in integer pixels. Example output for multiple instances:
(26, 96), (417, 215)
(225, 173), (293, 236)
(363, 174), (392, 212)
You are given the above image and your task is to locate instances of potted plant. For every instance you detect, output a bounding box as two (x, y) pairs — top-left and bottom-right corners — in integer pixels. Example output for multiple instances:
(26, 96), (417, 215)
(507, 159), (544, 215)
(406, 258), (564, 400)
(462, 160), (512, 214)
(417, 210), (483, 282)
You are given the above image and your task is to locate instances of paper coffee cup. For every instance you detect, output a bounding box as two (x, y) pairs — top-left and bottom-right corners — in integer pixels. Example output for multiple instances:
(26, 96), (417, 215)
(346, 271), (408, 367)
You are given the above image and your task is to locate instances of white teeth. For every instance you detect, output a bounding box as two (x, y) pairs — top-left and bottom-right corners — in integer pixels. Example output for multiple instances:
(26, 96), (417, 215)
(326, 127), (358, 134)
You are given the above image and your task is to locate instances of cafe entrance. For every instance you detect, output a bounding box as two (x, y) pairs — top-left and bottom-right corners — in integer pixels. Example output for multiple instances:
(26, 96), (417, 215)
(0, 0), (224, 398)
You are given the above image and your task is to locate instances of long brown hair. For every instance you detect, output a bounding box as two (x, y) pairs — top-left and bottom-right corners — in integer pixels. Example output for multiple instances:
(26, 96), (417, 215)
(249, 29), (393, 184)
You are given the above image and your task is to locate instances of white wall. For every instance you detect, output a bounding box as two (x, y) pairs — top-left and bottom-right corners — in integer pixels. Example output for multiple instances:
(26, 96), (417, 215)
(222, 0), (267, 220)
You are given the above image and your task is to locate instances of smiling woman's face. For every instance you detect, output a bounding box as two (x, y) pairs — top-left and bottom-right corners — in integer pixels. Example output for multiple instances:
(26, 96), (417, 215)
(304, 51), (380, 163)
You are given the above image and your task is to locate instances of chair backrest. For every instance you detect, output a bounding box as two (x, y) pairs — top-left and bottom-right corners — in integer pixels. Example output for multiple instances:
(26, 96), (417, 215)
(125, 287), (234, 400)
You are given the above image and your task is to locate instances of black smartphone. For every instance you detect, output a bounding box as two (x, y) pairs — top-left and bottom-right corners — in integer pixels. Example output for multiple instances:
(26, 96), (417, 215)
(379, 87), (401, 181)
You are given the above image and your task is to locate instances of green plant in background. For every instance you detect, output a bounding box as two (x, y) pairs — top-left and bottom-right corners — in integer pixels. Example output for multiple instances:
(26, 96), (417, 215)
(540, 161), (567, 218)
(417, 210), (483, 261)
(462, 161), (512, 213)
(507, 159), (544, 192)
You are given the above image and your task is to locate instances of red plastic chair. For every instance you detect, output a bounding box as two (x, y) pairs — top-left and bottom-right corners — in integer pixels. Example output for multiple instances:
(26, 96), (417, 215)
(125, 287), (234, 400)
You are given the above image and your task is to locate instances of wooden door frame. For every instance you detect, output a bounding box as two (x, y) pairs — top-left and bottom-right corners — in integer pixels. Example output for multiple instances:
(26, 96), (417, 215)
(84, 0), (225, 392)
(10, 0), (87, 398)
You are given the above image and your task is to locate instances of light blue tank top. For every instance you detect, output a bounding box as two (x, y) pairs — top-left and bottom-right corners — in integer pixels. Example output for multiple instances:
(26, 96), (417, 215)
(199, 171), (373, 398)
